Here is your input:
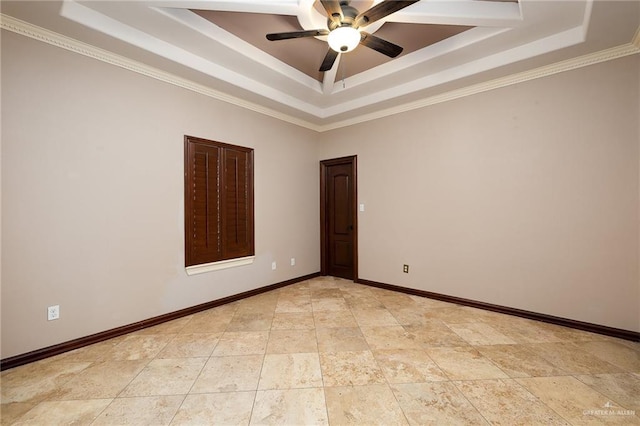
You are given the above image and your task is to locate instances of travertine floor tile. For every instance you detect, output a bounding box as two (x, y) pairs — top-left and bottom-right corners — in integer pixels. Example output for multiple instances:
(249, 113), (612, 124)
(3, 277), (638, 426)
(455, 379), (569, 425)
(575, 373), (640, 411)
(324, 384), (408, 425)
(373, 349), (448, 383)
(308, 277), (340, 289)
(103, 334), (175, 361)
(251, 388), (328, 425)
(425, 347), (509, 380)
(319, 351), (386, 386)
(1, 361), (91, 404)
(48, 337), (125, 363)
(403, 324), (470, 347)
(119, 358), (206, 397)
(258, 353), (323, 390)
(575, 341), (640, 372)
(179, 308), (234, 334)
(391, 382), (488, 425)
(313, 310), (358, 328)
(387, 307), (435, 326)
(156, 333), (221, 358)
(485, 317), (566, 343)
(537, 323), (613, 343)
(190, 355), (263, 393)
(49, 360), (148, 400)
(310, 288), (344, 299)
(446, 322), (518, 345)
(266, 329), (318, 353)
(351, 308), (401, 326)
(421, 307), (474, 323)
(527, 342), (624, 374)
(614, 338), (640, 353)
(277, 284), (309, 297)
(477, 344), (567, 378)
(274, 297), (312, 313)
(0, 403), (36, 426)
(343, 294), (385, 309)
(227, 312), (274, 331)
(212, 331), (269, 356)
(360, 326), (423, 350)
(271, 312), (315, 330)
(516, 376), (637, 424)
(13, 399), (112, 425)
(92, 395), (183, 425)
(312, 298), (350, 312)
(171, 392), (255, 425)
(316, 327), (369, 352)
(235, 295), (278, 315)
(376, 293), (417, 310)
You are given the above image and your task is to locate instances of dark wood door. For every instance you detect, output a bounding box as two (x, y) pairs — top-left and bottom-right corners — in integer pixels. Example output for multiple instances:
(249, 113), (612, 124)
(321, 156), (357, 280)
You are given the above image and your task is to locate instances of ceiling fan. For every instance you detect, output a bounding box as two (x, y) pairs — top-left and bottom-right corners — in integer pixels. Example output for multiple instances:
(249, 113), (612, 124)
(266, 0), (420, 72)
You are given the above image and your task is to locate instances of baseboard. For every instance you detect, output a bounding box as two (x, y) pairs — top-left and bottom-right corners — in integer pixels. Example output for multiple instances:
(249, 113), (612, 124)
(0, 272), (320, 371)
(356, 278), (640, 342)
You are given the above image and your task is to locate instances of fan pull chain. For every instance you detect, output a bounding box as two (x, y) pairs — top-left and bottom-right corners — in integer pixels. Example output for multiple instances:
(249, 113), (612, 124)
(342, 55), (346, 89)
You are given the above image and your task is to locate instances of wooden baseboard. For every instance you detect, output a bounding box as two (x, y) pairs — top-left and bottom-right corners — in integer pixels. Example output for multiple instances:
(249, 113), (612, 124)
(0, 272), (320, 371)
(356, 278), (640, 342)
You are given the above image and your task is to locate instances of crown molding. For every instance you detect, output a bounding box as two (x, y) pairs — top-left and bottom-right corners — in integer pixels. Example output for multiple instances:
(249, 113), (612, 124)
(0, 14), (323, 132)
(2, 14), (638, 133)
(319, 40), (640, 131)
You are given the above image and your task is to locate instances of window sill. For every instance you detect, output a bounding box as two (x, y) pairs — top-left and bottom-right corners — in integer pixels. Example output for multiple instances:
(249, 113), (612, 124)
(186, 256), (255, 276)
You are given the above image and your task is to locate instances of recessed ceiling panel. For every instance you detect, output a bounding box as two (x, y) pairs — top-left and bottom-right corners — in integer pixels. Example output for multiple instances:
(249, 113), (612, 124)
(194, 9), (473, 81)
(194, 10), (330, 80)
(2, 0), (637, 130)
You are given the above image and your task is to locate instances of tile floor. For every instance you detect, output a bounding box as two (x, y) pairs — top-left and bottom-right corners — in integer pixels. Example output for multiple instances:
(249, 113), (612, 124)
(1, 276), (639, 425)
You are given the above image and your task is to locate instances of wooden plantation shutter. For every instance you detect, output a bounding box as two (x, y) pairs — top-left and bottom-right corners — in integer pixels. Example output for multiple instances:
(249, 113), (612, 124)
(188, 141), (222, 265)
(223, 147), (253, 259)
(185, 136), (254, 267)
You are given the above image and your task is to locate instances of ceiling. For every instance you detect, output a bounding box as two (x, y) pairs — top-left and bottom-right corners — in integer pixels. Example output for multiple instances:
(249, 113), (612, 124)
(1, 1), (639, 131)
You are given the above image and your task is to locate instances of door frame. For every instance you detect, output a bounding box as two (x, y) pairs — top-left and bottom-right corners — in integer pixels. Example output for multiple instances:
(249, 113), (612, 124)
(320, 155), (358, 280)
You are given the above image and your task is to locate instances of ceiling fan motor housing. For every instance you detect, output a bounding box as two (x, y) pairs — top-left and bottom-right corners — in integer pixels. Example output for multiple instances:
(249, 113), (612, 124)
(327, 2), (359, 31)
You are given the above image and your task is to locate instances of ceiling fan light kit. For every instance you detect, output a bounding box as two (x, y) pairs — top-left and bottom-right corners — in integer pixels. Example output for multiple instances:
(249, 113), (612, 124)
(327, 26), (361, 53)
(266, 0), (420, 72)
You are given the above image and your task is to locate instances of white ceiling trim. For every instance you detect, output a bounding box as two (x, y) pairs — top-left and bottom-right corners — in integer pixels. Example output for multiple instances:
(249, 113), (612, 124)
(153, 6), (323, 93)
(53, 0), (599, 120)
(320, 41), (640, 131)
(388, 0), (522, 27)
(0, 13), (322, 131)
(323, 25), (586, 117)
(327, 26), (509, 95)
(1, 13), (638, 133)
(151, 0), (300, 15)
(59, 0), (326, 116)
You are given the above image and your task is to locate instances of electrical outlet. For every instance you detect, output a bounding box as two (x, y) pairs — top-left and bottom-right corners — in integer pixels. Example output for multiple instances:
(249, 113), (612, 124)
(271, 261), (277, 270)
(290, 258), (296, 266)
(403, 264), (409, 273)
(47, 305), (60, 321)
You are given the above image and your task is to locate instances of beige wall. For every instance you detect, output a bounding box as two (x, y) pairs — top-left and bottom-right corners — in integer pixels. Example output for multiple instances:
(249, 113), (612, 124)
(320, 54), (640, 332)
(1, 31), (320, 358)
(2, 28), (639, 360)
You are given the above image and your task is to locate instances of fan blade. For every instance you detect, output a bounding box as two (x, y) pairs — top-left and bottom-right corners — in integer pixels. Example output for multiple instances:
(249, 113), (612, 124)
(321, 0), (343, 25)
(355, 0), (420, 28)
(319, 48), (339, 72)
(266, 29), (328, 41)
(359, 31), (403, 58)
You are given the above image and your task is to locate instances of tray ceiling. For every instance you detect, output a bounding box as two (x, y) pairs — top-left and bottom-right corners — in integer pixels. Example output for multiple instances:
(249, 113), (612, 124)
(1, 1), (639, 130)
